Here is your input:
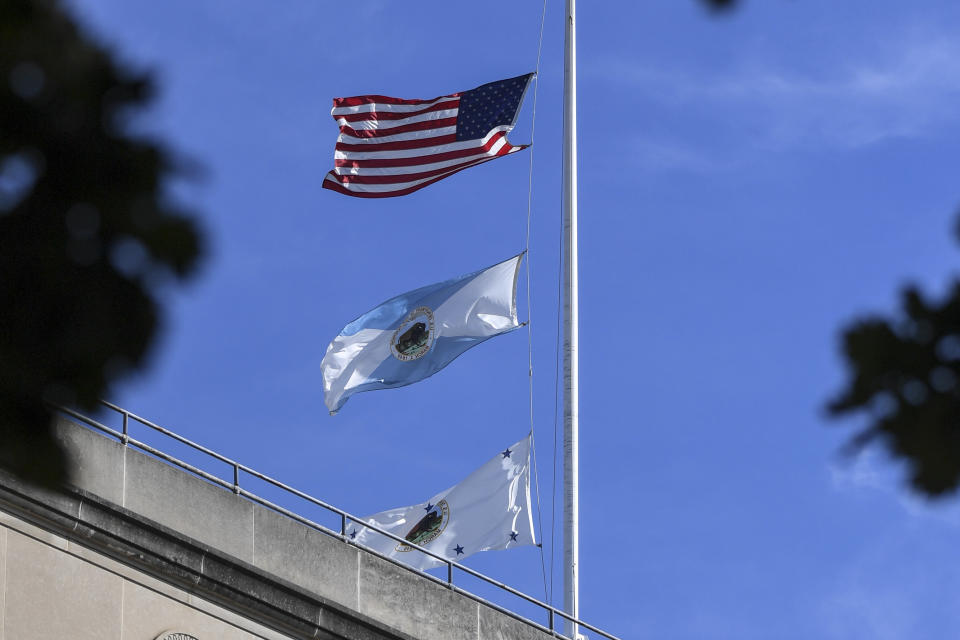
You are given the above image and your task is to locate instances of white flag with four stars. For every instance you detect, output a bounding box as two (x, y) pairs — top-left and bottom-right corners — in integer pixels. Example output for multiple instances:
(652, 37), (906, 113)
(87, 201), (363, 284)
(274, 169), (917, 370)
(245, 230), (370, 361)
(348, 434), (536, 571)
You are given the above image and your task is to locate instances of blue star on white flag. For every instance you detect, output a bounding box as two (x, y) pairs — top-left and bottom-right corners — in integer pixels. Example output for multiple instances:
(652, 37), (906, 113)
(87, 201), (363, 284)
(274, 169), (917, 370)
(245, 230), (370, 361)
(349, 434), (536, 571)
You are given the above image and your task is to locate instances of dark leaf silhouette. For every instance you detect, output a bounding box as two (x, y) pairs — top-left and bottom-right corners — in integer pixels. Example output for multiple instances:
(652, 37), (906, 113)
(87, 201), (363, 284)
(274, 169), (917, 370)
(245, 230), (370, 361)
(701, 0), (739, 12)
(829, 212), (960, 496)
(0, 0), (204, 489)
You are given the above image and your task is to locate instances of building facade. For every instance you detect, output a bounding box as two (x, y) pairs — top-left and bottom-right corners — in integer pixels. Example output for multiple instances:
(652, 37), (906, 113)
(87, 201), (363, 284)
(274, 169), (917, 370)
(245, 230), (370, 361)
(0, 415), (554, 640)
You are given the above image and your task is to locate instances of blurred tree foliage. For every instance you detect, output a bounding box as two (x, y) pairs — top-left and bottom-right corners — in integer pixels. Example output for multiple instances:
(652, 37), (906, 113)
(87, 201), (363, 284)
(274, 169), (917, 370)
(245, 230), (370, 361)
(830, 213), (960, 497)
(702, 0), (738, 11)
(0, 0), (203, 489)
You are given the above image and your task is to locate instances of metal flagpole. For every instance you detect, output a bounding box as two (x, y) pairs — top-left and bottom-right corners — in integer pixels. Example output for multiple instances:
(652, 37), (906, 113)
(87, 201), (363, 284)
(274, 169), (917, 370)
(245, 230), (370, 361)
(561, 0), (579, 637)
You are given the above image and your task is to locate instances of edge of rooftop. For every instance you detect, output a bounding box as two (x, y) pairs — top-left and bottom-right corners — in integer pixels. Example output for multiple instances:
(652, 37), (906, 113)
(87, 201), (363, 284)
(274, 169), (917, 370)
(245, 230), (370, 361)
(1, 408), (619, 640)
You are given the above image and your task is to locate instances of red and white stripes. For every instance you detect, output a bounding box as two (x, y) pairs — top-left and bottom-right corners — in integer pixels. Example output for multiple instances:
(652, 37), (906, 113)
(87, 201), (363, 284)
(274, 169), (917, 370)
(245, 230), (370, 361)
(323, 92), (527, 198)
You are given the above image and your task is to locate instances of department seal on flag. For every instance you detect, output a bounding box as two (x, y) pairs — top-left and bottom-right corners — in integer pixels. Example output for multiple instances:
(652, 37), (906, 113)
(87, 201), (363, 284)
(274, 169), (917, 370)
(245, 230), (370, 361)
(398, 499), (449, 551)
(390, 306), (435, 361)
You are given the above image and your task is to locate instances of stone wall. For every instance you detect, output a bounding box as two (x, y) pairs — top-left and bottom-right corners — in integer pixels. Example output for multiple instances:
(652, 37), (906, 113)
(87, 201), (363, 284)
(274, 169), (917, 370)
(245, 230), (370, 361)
(0, 510), (291, 640)
(0, 416), (555, 640)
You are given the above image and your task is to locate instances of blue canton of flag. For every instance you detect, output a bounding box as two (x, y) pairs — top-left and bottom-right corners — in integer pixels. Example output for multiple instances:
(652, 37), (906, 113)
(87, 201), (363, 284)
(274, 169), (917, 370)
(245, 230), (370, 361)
(323, 74), (534, 198)
(455, 75), (532, 141)
(321, 255), (524, 413)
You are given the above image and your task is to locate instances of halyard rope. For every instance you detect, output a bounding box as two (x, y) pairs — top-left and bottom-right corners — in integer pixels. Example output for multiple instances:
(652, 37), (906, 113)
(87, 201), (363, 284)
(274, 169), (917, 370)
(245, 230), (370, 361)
(525, 0), (551, 606)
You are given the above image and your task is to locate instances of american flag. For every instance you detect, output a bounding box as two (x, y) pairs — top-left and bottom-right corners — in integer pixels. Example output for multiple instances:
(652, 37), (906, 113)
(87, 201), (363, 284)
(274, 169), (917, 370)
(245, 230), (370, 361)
(323, 73), (534, 198)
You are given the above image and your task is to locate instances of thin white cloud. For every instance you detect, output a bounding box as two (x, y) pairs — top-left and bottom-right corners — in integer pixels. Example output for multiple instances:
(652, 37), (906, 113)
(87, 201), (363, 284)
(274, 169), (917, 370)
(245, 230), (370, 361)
(815, 526), (960, 639)
(828, 450), (960, 528)
(829, 449), (888, 493)
(595, 34), (960, 159)
(820, 580), (914, 640)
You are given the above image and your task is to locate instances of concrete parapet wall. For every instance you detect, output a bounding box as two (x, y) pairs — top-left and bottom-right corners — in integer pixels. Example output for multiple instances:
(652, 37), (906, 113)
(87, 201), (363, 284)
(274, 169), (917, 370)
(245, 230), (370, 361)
(42, 416), (555, 640)
(0, 509), (294, 640)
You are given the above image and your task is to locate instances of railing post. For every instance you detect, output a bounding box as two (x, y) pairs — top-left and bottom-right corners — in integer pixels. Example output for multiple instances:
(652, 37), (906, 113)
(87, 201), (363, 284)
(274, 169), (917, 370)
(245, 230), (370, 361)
(233, 463), (240, 494)
(447, 561), (454, 589)
(341, 513), (347, 539)
(121, 412), (129, 445)
(549, 608), (555, 634)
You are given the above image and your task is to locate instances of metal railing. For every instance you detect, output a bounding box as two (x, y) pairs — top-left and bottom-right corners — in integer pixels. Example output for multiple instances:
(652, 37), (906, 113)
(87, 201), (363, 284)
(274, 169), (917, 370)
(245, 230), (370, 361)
(56, 401), (620, 640)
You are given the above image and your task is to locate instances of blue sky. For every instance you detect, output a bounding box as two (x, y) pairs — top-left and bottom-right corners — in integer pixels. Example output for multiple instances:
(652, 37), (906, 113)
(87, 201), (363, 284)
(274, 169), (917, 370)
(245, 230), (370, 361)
(66, 1), (960, 637)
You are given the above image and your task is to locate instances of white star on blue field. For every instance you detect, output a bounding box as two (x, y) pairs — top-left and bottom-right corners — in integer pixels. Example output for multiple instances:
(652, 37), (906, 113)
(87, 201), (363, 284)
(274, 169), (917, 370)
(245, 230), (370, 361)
(67, 0), (960, 637)
(455, 74), (531, 140)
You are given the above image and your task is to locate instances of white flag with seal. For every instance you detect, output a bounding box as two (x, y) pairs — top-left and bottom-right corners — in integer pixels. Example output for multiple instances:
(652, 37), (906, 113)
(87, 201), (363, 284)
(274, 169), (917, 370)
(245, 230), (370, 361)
(321, 254), (523, 414)
(348, 434), (536, 570)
